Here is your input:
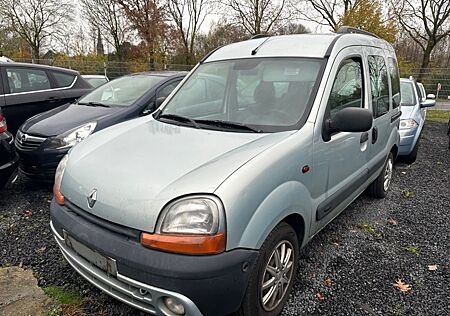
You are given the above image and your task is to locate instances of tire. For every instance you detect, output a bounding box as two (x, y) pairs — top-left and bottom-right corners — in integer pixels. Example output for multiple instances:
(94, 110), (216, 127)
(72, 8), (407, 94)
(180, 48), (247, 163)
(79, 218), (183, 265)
(402, 138), (419, 164)
(236, 222), (299, 316)
(368, 152), (394, 198)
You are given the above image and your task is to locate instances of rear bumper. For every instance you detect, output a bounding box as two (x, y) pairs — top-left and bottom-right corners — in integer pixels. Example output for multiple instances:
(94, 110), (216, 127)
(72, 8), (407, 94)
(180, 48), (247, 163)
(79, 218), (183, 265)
(50, 200), (257, 316)
(0, 134), (19, 188)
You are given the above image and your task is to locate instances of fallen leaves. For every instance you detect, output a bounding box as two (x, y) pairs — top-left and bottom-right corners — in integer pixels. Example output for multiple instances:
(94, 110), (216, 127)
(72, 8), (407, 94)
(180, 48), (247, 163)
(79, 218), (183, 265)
(324, 277), (332, 286)
(428, 265), (438, 271)
(387, 218), (398, 226)
(394, 279), (412, 292)
(315, 292), (325, 300)
(402, 190), (414, 198)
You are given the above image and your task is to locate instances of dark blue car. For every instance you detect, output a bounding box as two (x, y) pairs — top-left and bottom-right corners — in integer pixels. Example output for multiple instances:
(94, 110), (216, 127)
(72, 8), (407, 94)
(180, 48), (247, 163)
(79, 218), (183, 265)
(16, 71), (186, 181)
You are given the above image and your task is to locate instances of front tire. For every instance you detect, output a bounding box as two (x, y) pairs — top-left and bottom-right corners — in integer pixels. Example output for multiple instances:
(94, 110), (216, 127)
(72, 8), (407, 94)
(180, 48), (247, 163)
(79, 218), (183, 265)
(236, 222), (299, 316)
(368, 152), (394, 198)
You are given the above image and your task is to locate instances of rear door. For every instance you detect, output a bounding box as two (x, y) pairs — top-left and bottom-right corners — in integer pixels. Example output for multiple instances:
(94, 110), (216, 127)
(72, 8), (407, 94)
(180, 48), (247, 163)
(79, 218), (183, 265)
(1, 66), (60, 134)
(52, 71), (90, 103)
(365, 50), (392, 175)
(312, 47), (370, 233)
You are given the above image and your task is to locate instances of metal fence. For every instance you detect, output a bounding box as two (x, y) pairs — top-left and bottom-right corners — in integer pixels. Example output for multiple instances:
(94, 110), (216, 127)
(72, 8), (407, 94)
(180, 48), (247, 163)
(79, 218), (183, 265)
(13, 58), (195, 79)
(402, 68), (450, 100)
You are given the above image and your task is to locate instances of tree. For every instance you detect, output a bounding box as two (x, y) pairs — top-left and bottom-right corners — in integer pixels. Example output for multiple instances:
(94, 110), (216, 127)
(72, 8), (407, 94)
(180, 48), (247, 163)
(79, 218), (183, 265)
(339, 0), (397, 42)
(80, 0), (131, 61)
(297, 0), (360, 31)
(166, 0), (210, 64)
(393, 0), (450, 79)
(275, 22), (310, 35)
(116, 0), (169, 63)
(0, 0), (74, 60)
(195, 22), (248, 59)
(222, 0), (291, 35)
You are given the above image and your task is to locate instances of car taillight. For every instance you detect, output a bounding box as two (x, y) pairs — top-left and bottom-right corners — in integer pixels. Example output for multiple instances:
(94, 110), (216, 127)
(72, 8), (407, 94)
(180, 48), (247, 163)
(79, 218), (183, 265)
(0, 115), (7, 133)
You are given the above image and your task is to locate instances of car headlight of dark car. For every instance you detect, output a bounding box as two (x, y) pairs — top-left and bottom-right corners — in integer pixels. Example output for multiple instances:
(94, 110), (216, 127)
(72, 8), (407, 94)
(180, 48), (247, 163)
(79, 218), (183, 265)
(45, 122), (97, 150)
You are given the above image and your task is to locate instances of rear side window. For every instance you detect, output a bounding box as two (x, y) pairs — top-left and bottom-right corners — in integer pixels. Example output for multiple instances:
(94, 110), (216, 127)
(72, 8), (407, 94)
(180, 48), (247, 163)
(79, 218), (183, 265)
(6, 68), (51, 93)
(157, 80), (181, 99)
(327, 57), (363, 120)
(388, 58), (401, 108)
(368, 55), (390, 118)
(53, 71), (76, 88)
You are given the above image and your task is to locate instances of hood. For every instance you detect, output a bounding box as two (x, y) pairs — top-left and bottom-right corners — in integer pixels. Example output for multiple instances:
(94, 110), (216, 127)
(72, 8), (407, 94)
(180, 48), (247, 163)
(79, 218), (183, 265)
(21, 103), (124, 136)
(399, 105), (416, 120)
(61, 118), (293, 232)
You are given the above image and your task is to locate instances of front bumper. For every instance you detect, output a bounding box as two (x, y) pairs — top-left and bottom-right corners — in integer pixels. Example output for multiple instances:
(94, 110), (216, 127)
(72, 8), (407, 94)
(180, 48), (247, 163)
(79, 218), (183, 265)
(16, 145), (67, 182)
(50, 200), (258, 316)
(398, 126), (419, 155)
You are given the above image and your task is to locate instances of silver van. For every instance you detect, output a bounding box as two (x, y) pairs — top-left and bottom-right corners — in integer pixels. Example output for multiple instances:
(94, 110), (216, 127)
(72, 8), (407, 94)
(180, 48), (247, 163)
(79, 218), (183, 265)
(50, 27), (400, 316)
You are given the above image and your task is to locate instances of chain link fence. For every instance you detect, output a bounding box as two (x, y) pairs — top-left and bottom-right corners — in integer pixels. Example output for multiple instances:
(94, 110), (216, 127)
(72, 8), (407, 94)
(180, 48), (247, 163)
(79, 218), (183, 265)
(402, 68), (450, 101)
(13, 58), (195, 79)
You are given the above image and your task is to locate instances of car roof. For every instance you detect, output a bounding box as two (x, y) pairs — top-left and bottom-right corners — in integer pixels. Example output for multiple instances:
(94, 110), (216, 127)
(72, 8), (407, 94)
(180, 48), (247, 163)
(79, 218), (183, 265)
(205, 33), (394, 62)
(0, 62), (79, 75)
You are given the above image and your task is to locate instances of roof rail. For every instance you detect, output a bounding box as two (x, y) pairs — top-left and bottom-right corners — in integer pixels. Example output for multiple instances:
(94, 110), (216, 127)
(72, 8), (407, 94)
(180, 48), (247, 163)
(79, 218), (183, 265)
(336, 26), (379, 38)
(250, 34), (271, 40)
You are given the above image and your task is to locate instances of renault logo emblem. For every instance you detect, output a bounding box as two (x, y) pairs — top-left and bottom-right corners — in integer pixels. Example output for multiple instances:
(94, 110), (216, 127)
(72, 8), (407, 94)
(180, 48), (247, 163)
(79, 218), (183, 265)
(87, 189), (97, 209)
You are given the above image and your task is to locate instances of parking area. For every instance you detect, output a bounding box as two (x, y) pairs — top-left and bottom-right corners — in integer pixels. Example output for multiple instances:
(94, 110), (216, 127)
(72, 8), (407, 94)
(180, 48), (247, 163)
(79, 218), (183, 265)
(0, 120), (449, 316)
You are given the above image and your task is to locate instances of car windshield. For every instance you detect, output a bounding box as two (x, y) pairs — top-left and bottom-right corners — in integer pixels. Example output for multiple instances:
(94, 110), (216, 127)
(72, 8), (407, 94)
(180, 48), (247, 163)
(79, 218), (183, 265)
(158, 58), (323, 132)
(400, 81), (416, 106)
(79, 75), (164, 107)
(85, 77), (108, 88)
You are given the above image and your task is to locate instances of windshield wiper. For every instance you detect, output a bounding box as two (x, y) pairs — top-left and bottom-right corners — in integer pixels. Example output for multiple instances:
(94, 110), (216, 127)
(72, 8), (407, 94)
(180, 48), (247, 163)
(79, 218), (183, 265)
(78, 101), (110, 108)
(158, 113), (201, 129)
(195, 119), (263, 133)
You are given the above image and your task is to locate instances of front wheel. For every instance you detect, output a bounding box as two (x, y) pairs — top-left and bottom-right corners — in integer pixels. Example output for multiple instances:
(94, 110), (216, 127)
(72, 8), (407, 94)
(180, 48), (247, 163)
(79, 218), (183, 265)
(367, 152), (394, 198)
(236, 222), (299, 316)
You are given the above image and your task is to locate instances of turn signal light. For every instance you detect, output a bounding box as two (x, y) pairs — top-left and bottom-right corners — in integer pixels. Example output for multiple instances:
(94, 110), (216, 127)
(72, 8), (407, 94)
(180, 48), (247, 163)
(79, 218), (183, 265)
(53, 185), (65, 205)
(141, 232), (226, 255)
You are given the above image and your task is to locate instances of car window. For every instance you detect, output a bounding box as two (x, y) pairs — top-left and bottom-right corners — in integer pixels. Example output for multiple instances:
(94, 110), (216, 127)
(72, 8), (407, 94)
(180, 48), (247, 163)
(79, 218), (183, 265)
(388, 58), (401, 108)
(157, 80), (181, 99)
(368, 55), (390, 118)
(53, 71), (76, 88)
(400, 81), (416, 106)
(6, 68), (51, 93)
(84, 77), (108, 88)
(416, 83), (425, 102)
(327, 58), (363, 120)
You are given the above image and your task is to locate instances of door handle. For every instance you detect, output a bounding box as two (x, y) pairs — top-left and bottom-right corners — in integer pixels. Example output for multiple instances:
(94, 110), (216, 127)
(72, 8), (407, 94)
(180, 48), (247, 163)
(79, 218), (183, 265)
(372, 127), (378, 144)
(360, 132), (369, 143)
(47, 97), (58, 102)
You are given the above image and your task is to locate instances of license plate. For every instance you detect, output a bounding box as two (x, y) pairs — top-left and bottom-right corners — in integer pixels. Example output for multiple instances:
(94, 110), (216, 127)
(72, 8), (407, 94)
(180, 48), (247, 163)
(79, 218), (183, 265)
(63, 230), (117, 276)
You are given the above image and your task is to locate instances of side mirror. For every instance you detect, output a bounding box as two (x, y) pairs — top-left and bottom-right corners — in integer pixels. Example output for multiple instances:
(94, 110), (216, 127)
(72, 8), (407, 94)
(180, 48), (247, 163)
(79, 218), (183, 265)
(420, 99), (435, 108)
(323, 107), (373, 142)
(426, 94), (435, 100)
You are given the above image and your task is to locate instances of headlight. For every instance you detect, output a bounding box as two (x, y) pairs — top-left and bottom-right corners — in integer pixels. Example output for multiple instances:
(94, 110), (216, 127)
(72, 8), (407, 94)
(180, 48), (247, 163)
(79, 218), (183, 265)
(399, 119), (418, 130)
(53, 154), (69, 205)
(141, 195), (226, 254)
(45, 122), (96, 150)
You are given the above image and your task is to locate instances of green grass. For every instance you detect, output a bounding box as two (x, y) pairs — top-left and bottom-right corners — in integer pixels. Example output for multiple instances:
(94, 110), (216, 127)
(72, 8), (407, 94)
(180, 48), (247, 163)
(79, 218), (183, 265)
(356, 223), (383, 239)
(43, 286), (83, 306)
(426, 110), (450, 122)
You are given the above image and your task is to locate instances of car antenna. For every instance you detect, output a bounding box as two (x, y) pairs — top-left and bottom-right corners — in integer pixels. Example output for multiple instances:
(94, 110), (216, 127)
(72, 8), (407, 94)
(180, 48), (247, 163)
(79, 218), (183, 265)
(251, 35), (271, 56)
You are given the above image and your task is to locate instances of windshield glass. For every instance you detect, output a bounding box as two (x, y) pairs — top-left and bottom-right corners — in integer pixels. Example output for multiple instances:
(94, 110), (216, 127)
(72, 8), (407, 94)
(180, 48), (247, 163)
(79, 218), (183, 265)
(85, 77), (108, 88)
(158, 58), (323, 132)
(400, 81), (416, 106)
(79, 75), (164, 107)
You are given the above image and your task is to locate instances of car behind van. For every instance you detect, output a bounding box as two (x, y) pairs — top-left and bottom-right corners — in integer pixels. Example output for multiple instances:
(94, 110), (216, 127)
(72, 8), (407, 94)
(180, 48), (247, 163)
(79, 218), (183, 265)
(50, 27), (401, 316)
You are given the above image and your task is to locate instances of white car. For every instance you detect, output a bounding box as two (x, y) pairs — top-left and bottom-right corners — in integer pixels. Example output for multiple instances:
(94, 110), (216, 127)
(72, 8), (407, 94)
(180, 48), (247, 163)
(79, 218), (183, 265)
(0, 56), (14, 63)
(82, 74), (109, 88)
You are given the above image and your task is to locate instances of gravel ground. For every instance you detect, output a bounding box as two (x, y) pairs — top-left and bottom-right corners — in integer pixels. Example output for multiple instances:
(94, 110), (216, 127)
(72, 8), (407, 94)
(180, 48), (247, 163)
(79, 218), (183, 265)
(0, 121), (448, 316)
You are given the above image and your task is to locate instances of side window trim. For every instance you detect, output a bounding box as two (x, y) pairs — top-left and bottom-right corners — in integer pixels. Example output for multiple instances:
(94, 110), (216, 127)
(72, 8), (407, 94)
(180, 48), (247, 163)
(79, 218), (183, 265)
(368, 54), (390, 119)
